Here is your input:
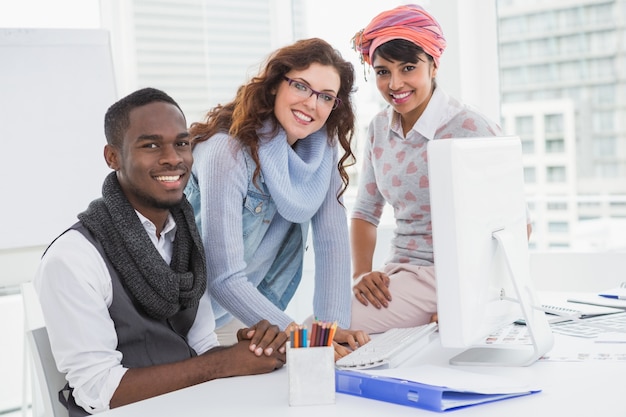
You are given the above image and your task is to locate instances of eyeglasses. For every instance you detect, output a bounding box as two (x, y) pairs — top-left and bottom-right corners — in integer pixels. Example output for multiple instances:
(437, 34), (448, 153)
(283, 76), (342, 110)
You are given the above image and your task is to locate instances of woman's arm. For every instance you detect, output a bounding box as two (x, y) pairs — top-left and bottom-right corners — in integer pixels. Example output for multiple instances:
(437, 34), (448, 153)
(193, 137), (293, 330)
(309, 167), (352, 329)
(350, 217), (377, 279)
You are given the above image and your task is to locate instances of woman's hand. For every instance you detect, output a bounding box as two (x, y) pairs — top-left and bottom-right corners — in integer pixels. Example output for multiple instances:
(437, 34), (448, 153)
(353, 271), (392, 308)
(331, 327), (370, 361)
(332, 341), (352, 361)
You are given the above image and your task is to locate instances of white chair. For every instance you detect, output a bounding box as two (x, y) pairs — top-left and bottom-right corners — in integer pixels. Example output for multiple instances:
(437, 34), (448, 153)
(21, 282), (69, 417)
(0, 245), (47, 416)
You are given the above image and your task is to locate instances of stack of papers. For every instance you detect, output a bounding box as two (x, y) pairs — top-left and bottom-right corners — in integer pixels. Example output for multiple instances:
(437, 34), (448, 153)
(541, 301), (623, 319)
(335, 365), (540, 412)
(567, 284), (626, 309)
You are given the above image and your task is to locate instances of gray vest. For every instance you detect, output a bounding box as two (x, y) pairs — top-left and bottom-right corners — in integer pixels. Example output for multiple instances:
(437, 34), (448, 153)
(62, 222), (198, 416)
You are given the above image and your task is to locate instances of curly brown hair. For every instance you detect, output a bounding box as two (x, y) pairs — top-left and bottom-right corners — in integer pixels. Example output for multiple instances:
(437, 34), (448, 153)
(190, 37), (357, 199)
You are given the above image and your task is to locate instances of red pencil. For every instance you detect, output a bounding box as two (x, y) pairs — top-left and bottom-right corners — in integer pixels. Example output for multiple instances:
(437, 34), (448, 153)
(310, 322), (319, 347)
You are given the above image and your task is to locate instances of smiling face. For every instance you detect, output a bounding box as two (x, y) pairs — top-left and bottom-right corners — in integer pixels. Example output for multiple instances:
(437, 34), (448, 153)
(273, 62), (341, 145)
(373, 52), (437, 132)
(104, 101), (192, 227)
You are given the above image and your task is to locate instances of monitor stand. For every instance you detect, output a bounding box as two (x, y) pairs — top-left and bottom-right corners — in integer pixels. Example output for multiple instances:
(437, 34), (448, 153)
(449, 229), (554, 366)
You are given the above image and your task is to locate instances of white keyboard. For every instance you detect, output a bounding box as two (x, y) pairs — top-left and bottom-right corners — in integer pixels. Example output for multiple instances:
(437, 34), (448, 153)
(550, 311), (626, 338)
(335, 322), (438, 370)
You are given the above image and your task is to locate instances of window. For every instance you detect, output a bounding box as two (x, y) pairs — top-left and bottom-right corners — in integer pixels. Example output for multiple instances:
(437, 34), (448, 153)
(559, 61), (585, 82)
(529, 63), (554, 83)
(532, 89), (560, 100)
(499, 15), (526, 36)
(594, 162), (619, 178)
(579, 215), (600, 221)
(501, 67), (526, 86)
(546, 138), (565, 153)
(547, 166), (567, 182)
(544, 114), (563, 133)
(504, 90), (532, 101)
(500, 42), (525, 60)
(515, 115), (534, 135)
(562, 87), (582, 101)
(528, 38), (554, 58)
(528, 11), (556, 32)
(586, 3), (614, 25)
(524, 166), (537, 183)
(592, 111), (615, 132)
(521, 139), (535, 154)
(588, 58), (615, 80)
(593, 137), (616, 157)
(559, 34), (585, 54)
(578, 200), (601, 208)
(559, 8), (582, 28)
(548, 221), (569, 233)
(549, 242), (570, 248)
(547, 202), (568, 210)
(592, 85), (615, 105)
(588, 30), (616, 53)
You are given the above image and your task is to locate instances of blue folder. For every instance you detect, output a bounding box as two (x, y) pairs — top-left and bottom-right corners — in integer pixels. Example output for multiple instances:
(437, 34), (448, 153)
(335, 369), (540, 412)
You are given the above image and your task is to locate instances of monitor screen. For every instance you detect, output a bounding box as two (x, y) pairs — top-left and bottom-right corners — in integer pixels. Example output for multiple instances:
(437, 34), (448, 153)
(428, 136), (553, 366)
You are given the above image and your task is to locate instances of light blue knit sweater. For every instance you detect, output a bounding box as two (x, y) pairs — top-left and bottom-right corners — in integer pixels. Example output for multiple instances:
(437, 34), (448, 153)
(191, 131), (352, 330)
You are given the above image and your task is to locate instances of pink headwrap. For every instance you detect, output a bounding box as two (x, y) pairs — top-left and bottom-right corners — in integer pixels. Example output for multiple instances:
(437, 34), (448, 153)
(352, 4), (447, 67)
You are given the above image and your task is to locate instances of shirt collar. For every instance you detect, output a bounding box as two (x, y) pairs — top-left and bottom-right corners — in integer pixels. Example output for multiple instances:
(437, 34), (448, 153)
(388, 86), (450, 141)
(135, 210), (177, 244)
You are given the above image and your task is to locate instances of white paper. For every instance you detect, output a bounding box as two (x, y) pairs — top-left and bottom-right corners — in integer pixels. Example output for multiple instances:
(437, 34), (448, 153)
(567, 293), (626, 309)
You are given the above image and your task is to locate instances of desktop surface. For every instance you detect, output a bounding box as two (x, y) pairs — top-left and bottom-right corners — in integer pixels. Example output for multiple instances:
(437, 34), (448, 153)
(95, 332), (625, 417)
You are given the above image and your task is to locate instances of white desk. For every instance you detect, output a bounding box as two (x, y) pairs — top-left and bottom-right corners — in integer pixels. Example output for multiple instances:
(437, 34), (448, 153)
(95, 332), (625, 417)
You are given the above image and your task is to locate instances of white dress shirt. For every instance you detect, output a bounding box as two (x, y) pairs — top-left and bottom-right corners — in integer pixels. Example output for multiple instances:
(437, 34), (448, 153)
(34, 211), (218, 414)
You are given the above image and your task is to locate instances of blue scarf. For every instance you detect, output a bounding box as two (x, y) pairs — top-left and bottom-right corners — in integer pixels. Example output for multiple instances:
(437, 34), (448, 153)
(257, 124), (334, 223)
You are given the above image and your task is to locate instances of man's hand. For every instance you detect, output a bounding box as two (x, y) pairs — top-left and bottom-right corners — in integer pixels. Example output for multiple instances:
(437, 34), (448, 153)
(225, 339), (286, 376)
(236, 319), (289, 356)
(353, 271), (392, 308)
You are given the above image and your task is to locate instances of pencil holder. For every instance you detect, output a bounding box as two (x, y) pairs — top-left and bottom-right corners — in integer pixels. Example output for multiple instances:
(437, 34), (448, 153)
(287, 345), (335, 406)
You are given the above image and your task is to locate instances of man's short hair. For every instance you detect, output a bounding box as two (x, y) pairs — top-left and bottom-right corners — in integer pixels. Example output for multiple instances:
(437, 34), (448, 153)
(104, 87), (185, 147)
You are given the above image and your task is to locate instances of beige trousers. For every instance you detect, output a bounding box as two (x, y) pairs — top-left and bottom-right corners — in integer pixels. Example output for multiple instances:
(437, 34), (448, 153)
(350, 263), (437, 334)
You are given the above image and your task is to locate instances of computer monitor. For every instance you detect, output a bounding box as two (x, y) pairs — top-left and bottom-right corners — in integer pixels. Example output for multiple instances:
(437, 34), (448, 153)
(428, 136), (554, 366)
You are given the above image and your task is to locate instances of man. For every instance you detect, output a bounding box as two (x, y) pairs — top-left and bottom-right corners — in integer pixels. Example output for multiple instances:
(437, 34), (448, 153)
(34, 88), (287, 416)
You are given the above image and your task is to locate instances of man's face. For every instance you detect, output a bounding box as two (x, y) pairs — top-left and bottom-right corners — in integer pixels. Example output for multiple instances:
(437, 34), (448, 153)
(104, 101), (192, 219)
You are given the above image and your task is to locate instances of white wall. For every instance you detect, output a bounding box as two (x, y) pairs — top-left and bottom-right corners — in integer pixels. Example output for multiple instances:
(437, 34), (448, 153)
(0, 29), (116, 251)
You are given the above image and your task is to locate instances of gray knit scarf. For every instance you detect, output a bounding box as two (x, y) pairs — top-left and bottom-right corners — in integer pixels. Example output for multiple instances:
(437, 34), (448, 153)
(78, 172), (207, 320)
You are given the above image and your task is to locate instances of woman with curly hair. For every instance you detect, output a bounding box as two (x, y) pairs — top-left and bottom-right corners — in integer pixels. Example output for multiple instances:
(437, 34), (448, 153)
(186, 38), (369, 358)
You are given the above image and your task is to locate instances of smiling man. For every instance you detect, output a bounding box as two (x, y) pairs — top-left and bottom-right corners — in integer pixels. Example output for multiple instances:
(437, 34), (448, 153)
(34, 88), (287, 417)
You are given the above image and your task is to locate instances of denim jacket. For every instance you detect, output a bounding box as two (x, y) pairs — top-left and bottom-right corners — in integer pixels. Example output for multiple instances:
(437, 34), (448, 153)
(185, 148), (309, 326)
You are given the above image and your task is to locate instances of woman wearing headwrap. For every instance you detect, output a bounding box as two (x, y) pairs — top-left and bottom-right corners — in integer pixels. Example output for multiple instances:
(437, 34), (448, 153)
(349, 4), (504, 334)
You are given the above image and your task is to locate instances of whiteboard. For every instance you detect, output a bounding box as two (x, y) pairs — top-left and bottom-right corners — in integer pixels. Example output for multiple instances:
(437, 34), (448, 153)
(0, 28), (117, 249)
